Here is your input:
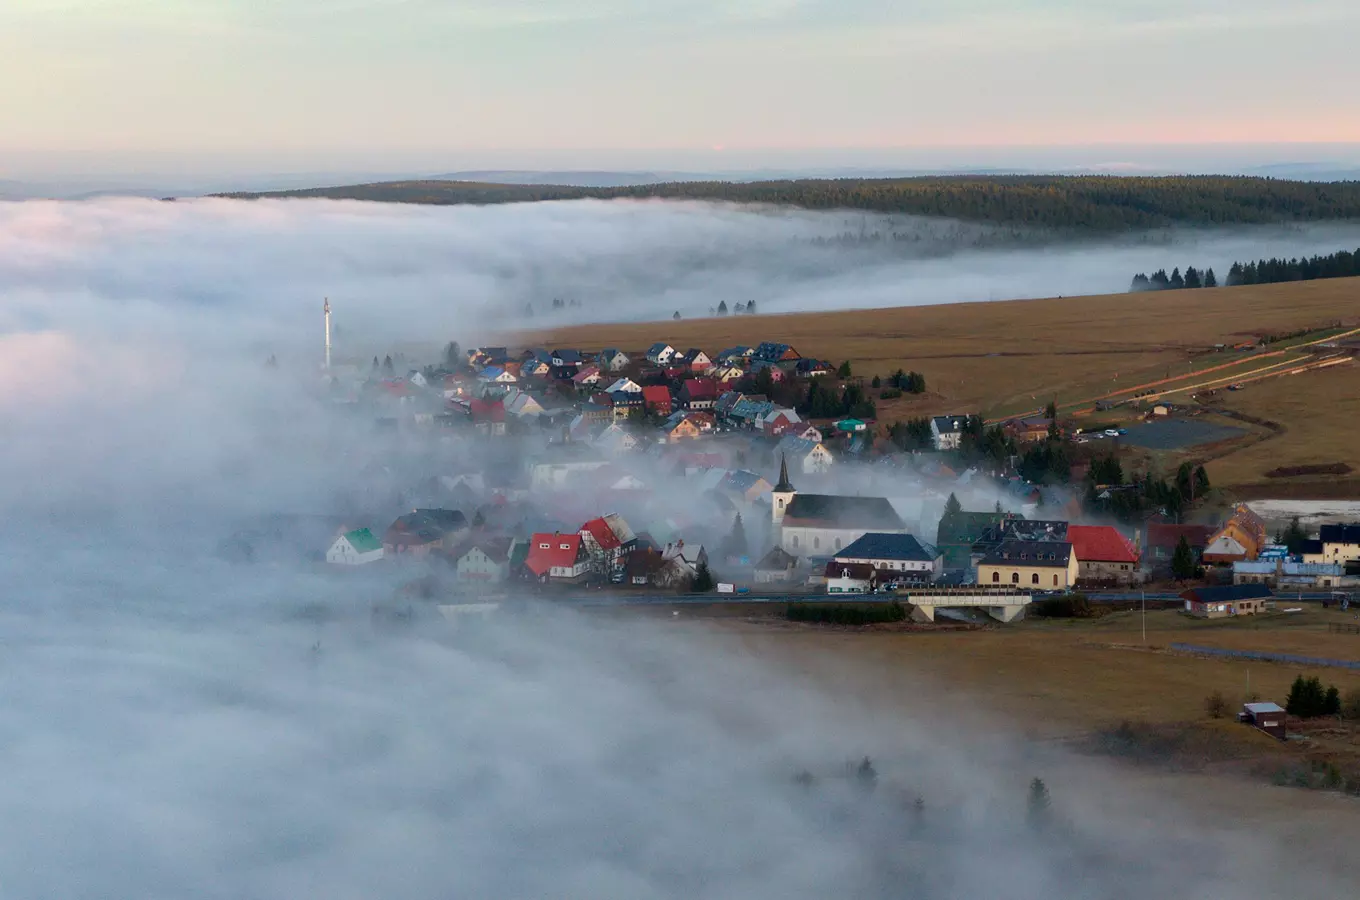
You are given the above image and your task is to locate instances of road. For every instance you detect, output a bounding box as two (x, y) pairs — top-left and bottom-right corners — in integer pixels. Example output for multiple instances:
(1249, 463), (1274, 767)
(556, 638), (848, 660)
(480, 589), (1352, 607)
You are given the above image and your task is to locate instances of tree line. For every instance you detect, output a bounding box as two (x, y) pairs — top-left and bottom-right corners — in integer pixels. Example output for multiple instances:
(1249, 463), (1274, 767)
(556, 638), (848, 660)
(1129, 246), (1360, 293)
(223, 176), (1360, 231)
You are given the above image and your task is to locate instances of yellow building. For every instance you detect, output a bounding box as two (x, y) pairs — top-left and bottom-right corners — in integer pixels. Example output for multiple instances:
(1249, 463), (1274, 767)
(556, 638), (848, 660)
(977, 540), (1079, 591)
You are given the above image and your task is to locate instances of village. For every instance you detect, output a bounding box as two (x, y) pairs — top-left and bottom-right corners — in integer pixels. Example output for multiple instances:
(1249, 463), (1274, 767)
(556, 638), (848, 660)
(251, 325), (1360, 625)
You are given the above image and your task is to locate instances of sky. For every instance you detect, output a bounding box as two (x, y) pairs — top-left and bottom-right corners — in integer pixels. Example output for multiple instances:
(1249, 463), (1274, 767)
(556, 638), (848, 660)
(3, 0), (1360, 180)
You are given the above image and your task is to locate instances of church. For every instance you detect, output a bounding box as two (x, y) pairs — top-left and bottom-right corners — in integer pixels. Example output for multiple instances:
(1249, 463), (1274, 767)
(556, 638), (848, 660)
(771, 455), (908, 555)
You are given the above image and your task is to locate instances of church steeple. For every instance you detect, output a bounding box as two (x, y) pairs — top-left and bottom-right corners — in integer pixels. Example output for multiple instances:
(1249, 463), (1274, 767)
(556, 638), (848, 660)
(775, 452), (794, 493)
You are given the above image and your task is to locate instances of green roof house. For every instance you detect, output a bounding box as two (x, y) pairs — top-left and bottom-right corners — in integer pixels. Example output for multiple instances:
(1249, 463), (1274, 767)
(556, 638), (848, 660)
(327, 528), (385, 565)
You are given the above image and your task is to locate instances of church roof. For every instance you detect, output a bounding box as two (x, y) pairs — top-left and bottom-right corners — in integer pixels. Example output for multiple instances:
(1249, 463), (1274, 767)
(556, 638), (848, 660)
(774, 453), (794, 493)
(783, 494), (905, 530)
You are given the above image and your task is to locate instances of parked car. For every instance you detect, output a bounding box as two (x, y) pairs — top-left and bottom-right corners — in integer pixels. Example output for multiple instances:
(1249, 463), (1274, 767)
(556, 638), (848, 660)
(1117, 428), (1128, 435)
(1104, 429), (1119, 437)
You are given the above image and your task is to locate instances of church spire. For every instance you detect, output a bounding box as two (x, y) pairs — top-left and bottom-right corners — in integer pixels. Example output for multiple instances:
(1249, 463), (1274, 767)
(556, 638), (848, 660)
(775, 453), (794, 493)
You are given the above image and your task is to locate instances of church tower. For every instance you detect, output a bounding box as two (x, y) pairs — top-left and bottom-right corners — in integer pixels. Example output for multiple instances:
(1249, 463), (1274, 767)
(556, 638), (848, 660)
(771, 453), (796, 525)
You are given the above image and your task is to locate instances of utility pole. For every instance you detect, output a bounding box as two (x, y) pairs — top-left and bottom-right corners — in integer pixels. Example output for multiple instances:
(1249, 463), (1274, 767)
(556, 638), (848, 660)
(323, 297), (332, 370)
(1141, 589), (1147, 644)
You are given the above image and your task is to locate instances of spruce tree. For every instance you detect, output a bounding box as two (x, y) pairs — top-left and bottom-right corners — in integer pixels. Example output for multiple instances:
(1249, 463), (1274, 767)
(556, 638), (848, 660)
(691, 560), (715, 592)
(1171, 536), (1196, 580)
(1169, 267), (1185, 289)
(837, 360), (853, 378)
(746, 300), (757, 314)
(444, 341), (461, 367)
(1184, 266), (1202, 289)
(717, 300), (729, 316)
(383, 355), (394, 375)
(673, 311), (682, 320)
(1203, 268), (1218, 288)
(1026, 777), (1052, 830)
(944, 492), (962, 517)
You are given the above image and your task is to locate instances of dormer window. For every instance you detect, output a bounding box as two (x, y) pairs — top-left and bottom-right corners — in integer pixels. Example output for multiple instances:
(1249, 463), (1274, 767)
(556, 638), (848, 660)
(560, 543), (570, 550)
(539, 543), (550, 549)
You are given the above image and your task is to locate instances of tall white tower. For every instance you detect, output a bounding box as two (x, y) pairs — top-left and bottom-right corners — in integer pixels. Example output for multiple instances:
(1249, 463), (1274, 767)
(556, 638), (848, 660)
(323, 297), (331, 370)
(771, 453), (796, 525)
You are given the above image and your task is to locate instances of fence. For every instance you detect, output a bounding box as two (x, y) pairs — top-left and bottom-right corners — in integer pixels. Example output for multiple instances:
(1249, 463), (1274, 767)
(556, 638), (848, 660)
(1169, 643), (1360, 670)
(1329, 623), (1360, 635)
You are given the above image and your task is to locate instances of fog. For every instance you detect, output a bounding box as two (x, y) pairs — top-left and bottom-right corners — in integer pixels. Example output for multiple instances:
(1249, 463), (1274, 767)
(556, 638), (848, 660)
(4, 199), (1360, 359)
(2, 196), (1358, 897)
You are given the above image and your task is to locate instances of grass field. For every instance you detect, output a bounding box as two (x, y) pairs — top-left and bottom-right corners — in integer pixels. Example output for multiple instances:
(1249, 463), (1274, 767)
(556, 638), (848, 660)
(520, 277), (1360, 491)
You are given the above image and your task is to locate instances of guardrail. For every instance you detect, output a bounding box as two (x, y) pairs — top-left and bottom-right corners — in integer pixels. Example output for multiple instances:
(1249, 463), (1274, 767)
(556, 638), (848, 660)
(1169, 642), (1360, 670)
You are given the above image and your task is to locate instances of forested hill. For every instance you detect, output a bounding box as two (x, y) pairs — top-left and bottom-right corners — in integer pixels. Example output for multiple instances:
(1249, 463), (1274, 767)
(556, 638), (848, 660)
(215, 175), (1360, 230)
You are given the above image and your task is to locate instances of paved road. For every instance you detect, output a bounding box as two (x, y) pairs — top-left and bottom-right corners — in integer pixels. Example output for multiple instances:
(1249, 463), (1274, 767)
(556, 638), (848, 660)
(526, 590), (1352, 607)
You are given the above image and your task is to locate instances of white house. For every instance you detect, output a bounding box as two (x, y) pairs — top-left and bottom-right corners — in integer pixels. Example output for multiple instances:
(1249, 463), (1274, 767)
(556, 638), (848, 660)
(603, 377), (643, 394)
(478, 366), (518, 385)
(833, 533), (941, 581)
(599, 349), (630, 372)
(326, 528), (384, 565)
(529, 446), (613, 488)
(646, 343), (677, 365)
(504, 391), (546, 418)
(776, 435), (834, 474)
(452, 539), (519, 582)
(407, 371), (429, 388)
(930, 415), (972, 451)
(1320, 524), (1360, 564)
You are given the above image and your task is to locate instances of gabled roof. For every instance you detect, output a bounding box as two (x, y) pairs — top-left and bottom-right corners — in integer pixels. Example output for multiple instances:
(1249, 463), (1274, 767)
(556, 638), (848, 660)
(783, 494), (905, 530)
(980, 540), (1073, 568)
(1181, 584), (1273, 603)
(825, 561), (878, 580)
(580, 516), (624, 550)
(1066, 525), (1138, 564)
(641, 385), (672, 405)
(454, 536), (516, 564)
(681, 378), (719, 400)
(646, 342), (674, 354)
(552, 348), (583, 363)
(755, 546), (798, 571)
(525, 533), (584, 576)
(571, 366), (601, 383)
(931, 415), (972, 434)
(340, 528), (382, 554)
(1146, 523), (1213, 551)
(775, 435), (823, 458)
(1320, 523), (1360, 544)
(835, 532), (935, 563)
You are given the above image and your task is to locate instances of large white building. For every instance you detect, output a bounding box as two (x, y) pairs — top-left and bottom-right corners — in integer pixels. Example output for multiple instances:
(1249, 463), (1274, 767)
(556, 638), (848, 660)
(930, 415), (972, 451)
(771, 456), (908, 555)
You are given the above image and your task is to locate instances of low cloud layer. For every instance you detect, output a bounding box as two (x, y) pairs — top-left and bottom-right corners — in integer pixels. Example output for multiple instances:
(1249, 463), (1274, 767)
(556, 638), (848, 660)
(4, 198), (1360, 362)
(2, 196), (1359, 897)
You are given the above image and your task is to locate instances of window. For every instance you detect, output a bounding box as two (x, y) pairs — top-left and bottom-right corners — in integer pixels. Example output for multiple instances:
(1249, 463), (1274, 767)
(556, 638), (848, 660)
(1053, 575), (1059, 586)
(1011, 572), (1020, 584)
(560, 544), (570, 550)
(1032, 573), (1040, 585)
(539, 543), (549, 549)
(814, 537), (821, 550)
(991, 571), (1000, 583)
(792, 536), (799, 549)
(835, 539), (842, 550)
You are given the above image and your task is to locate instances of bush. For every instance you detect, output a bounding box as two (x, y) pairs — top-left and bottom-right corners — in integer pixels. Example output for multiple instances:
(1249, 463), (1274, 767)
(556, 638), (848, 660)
(1204, 690), (1228, 719)
(1032, 594), (1092, 618)
(879, 388), (903, 400)
(1344, 689), (1360, 721)
(786, 602), (907, 625)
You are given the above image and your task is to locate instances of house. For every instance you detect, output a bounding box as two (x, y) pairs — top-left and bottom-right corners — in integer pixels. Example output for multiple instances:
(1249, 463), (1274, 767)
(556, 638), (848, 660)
(728, 397), (776, 428)
(654, 541), (709, 588)
(384, 509), (469, 558)
(748, 360), (788, 382)
(525, 533), (589, 582)
(579, 513), (638, 571)
(645, 343), (677, 365)
(610, 390), (643, 419)
(825, 561), (881, 594)
(551, 349), (584, 368)
(833, 532), (941, 582)
(663, 414), (705, 443)
(598, 349), (630, 372)
(1066, 525), (1140, 585)
(1144, 523), (1213, 573)
(593, 421), (640, 455)
(1003, 416), (1053, 443)
(604, 376), (643, 395)
(775, 435), (834, 474)
(624, 547), (668, 586)
(679, 378), (719, 411)
(1240, 702), (1287, 740)
(977, 540), (1078, 591)
(468, 398), (507, 435)
(571, 366), (602, 389)
(679, 348), (712, 372)
(715, 346), (754, 366)
(504, 391), (546, 418)
(761, 408), (803, 435)
(709, 365), (746, 383)
(1182, 583), (1272, 618)
(1202, 504), (1268, 564)
(471, 346), (509, 367)
(529, 445), (611, 488)
(930, 415), (973, 451)
(716, 469), (774, 505)
(753, 341), (800, 363)
(772, 456), (907, 554)
(1319, 523), (1360, 564)
(754, 546), (800, 584)
(326, 528), (384, 565)
(407, 371), (429, 389)
(794, 359), (832, 378)
(478, 366), (518, 385)
(449, 537), (520, 582)
(641, 384), (673, 416)
(1299, 539), (1326, 564)
(521, 358), (552, 378)
(1232, 560), (1348, 589)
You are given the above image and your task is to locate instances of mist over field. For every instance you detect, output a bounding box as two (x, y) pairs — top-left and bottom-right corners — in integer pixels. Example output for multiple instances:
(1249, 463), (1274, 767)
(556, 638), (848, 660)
(4, 198), (1360, 360)
(3, 195), (1360, 897)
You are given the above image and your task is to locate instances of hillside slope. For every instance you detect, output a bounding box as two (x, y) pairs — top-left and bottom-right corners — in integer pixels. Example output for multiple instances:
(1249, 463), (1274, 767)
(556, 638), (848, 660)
(218, 175), (1360, 230)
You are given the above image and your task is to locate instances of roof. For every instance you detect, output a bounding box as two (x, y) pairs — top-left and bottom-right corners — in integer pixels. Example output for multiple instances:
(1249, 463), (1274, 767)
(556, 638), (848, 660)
(1298, 538), (1324, 555)
(1244, 702), (1286, 715)
(835, 532), (935, 562)
(641, 385), (672, 405)
(979, 540), (1073, 568)
(647, 342), (674, 354)
(580, 513), (635, 550)
(936, 511), (1009, 546)
(825, 561), (878, 580)
(1180, 584), (1273, 603)
(1320, 523), (1360, 544)
(341, 528), (382, 553)
(468, 399), (506, 421)
(783, 494), (906, 530)
(1066, 525), (1139, 564)
(931, 415), (971, 434)
(681, 378), (719, 400)
(776, 435), (823, 458)
(525, 533), (584, 576)
(755, 546), (799, 571)
(454, 537), (516, 564)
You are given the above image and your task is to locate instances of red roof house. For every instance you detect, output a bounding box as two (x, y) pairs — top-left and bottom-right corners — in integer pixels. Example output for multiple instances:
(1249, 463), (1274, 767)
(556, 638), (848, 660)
(1066, 524), (1140, 584)
(641, 385), (673, 415)
(679, 378), (720, 410)
(524, 533), (588, 581)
